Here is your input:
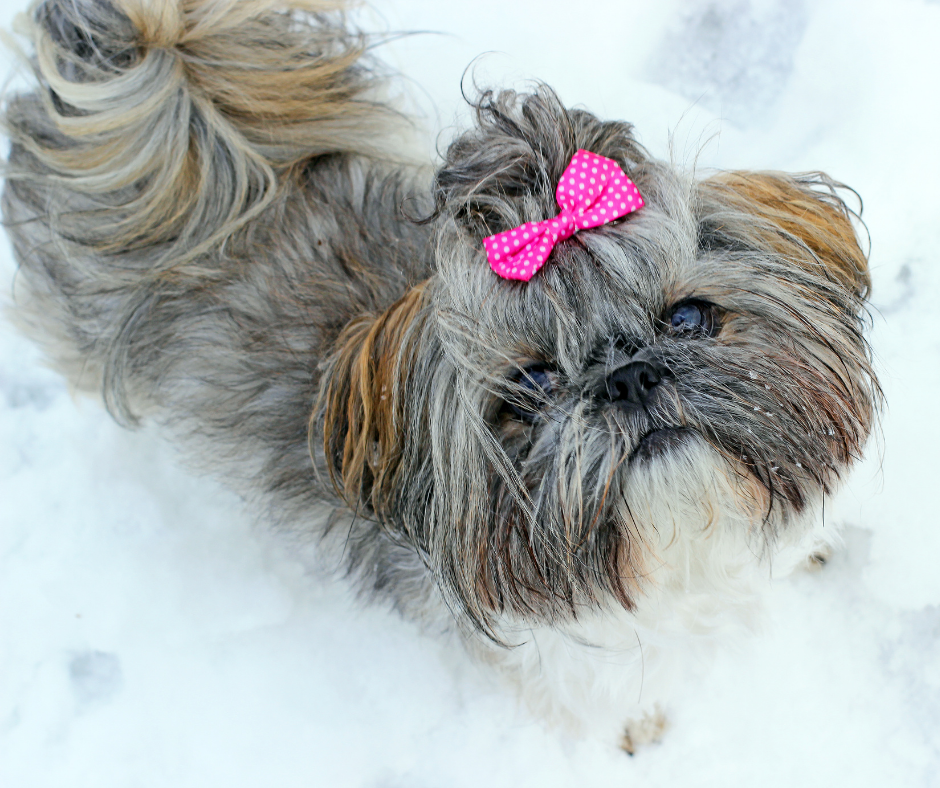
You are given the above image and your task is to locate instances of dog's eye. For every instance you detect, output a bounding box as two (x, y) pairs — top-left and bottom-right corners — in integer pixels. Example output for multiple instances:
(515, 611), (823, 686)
(503, 365), (556, 422)
(665, 301), (718, 337)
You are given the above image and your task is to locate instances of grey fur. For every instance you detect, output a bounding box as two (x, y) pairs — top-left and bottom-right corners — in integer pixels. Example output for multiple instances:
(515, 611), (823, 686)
(3, 0), (878, 642)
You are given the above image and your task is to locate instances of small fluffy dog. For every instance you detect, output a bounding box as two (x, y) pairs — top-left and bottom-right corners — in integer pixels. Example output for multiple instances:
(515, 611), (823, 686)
(3, 0), (878, 748)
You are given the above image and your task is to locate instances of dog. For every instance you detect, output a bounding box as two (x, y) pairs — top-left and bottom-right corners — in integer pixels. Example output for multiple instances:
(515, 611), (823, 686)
(2, 0), (879, 748)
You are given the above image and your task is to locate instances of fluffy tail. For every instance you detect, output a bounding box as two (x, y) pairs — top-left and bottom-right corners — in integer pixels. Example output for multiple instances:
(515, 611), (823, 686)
(3, 0), (425, 417)
(3, 0), (432, 528)
(6, 0), (393, 266)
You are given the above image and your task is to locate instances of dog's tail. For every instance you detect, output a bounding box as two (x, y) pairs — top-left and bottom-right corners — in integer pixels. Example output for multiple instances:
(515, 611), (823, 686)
(3, 0), (419, 425)
(5, 0), (393, 265)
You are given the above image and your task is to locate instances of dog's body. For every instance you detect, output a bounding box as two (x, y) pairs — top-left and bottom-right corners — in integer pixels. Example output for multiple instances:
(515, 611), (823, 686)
(3, 0), (878, 744)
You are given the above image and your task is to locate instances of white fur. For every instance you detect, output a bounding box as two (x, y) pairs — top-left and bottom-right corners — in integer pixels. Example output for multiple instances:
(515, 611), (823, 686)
(471, 439), (838, 741)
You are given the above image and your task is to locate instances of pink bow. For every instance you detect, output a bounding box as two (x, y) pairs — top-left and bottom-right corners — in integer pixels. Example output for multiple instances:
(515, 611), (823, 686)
(482, 150), (645, 282)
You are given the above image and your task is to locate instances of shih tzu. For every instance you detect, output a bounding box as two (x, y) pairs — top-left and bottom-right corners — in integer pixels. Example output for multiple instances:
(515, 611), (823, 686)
(2, 0), (878, 749)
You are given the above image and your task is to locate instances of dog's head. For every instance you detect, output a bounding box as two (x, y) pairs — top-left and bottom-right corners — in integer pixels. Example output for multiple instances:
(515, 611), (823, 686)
(318, 88), (878, 636)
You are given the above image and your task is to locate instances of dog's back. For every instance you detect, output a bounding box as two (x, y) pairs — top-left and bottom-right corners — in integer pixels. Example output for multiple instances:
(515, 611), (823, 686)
(3, 0), (432, 523)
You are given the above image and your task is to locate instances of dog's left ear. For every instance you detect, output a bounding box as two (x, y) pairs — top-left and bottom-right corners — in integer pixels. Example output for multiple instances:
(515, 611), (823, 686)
(698, 171), (870, 299)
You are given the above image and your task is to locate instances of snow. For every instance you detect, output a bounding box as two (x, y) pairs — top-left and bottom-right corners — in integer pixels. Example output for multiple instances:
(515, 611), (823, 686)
(2, 0), (938, 785)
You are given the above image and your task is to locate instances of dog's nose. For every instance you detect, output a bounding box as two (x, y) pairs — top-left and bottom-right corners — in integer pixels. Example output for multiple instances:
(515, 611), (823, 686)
(605, 361), (662, 407)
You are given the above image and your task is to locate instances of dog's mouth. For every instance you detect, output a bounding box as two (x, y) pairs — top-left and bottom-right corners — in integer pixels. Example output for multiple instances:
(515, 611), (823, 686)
(629, 427), (692, 463)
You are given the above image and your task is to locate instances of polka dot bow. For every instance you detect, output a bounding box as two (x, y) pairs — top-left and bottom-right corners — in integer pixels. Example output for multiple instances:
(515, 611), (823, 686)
(482, 150), (645, 281)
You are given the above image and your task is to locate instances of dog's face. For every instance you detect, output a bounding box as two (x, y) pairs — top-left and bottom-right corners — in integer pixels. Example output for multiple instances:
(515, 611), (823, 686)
(319, 89), (878, 636)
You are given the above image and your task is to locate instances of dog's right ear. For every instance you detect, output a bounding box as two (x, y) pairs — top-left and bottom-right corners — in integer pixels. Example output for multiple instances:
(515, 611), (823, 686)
(315, 282), (430, 518)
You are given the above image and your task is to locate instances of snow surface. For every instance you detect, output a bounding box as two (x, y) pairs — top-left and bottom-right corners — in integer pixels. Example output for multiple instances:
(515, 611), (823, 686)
(2, 0), (939, 785)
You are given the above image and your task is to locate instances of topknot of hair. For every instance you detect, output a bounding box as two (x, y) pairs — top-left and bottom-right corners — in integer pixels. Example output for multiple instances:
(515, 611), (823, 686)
(432, 86), (650, 240)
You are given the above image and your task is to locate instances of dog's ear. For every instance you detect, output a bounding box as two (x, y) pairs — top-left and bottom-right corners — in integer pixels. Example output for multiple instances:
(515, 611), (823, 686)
(316, 282), (429, 517)
(698, 171), (870, 299)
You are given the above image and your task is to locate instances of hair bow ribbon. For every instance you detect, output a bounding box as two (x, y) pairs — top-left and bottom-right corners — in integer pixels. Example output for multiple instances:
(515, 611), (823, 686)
(482, 150), (645, 282)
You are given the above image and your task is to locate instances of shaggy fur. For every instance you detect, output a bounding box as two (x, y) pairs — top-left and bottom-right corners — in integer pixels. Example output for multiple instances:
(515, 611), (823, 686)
(3, 0), (879, 739)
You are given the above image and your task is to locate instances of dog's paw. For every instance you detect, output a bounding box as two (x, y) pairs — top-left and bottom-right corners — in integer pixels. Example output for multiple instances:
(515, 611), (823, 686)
(802, 543), (834, 572)
(620, 706), (668, 755)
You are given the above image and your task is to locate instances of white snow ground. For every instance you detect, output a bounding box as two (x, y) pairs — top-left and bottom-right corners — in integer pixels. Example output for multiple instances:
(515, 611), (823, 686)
(2, 0), (939, 785)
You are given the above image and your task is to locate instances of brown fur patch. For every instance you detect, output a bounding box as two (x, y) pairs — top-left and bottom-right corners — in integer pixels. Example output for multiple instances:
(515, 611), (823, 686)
(317, 281), (428, 515)
(701, 171), (870, 298)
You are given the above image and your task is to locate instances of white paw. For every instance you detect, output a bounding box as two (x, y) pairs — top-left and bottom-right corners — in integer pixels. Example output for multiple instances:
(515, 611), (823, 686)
(803, 543), (834, 572)
(621, 706), (668, 754)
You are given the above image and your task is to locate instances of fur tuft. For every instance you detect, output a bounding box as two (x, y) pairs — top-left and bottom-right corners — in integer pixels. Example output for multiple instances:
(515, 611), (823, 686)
(432, 86), (652, 242)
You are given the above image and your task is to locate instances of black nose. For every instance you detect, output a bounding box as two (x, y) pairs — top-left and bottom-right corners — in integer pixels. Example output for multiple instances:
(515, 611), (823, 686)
(605, 361), (663, 407)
